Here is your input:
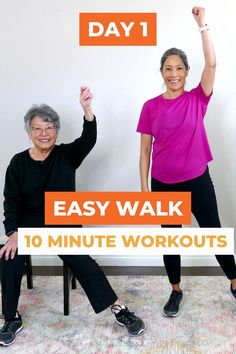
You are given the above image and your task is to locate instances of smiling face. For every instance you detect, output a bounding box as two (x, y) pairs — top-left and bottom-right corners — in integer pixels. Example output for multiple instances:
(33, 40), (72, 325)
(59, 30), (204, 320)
(29, 116), (57, 152)
(161, 55), (189, 96)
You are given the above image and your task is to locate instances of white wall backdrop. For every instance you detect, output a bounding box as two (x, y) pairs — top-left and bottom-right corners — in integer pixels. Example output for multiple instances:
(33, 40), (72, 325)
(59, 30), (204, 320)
(0, 0), (235, 266)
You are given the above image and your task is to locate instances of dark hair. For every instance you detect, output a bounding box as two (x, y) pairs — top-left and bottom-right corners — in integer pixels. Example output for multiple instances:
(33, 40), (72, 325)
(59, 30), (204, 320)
(24, 104), (60, 133)
(160, 48), (189, 71)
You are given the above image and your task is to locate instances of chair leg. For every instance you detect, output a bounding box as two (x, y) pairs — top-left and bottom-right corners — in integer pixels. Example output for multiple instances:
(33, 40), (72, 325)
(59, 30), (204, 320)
(71, 274), (76, 290)
(26, 256), (33, 289)
(63, 263), (70, 316)
(1, 295), (4, 318)
(0, 261), (4, 317)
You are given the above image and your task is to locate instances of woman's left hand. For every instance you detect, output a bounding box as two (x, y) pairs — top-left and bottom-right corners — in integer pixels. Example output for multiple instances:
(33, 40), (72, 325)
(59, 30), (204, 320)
(192, 6), (206, 27)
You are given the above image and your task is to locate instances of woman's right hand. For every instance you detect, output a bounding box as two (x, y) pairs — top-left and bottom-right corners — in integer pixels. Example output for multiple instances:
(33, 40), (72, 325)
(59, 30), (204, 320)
(0, 232), (18, 260)
(80, 87), (94, 121)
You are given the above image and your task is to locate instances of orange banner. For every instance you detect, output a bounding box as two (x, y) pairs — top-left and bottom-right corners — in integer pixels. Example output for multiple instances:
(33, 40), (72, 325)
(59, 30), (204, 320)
(45, 192), (191, 225)
(79, 13), (157, 46)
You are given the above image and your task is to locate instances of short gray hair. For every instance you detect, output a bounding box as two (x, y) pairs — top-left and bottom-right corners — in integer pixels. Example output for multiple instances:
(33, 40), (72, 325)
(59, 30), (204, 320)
(160, 48), (189, 71)
(24, 104), (60, 133)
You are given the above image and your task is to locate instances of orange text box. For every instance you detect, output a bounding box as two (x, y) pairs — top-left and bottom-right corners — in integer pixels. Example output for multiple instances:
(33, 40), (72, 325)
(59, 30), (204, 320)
(45, 192), (191, 225)
(79, 13), (157, 46)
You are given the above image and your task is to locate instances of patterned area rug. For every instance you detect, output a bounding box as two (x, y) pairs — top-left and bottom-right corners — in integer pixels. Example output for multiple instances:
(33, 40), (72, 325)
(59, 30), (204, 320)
(0, 276), (236, 354)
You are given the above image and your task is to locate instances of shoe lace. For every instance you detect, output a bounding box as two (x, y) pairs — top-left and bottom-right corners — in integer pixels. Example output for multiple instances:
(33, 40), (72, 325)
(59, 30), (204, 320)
(111, 305), (136, 325)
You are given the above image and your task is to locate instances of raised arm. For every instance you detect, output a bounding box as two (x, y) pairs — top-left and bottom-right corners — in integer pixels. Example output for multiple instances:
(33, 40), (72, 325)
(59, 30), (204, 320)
(192, 6), (216, 96)
(62, 87), (97, 169)
(140, 134), (153, 192)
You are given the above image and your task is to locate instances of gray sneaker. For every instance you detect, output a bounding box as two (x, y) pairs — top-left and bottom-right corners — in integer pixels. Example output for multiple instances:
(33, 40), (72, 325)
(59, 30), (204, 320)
(0, 312), (23, 346)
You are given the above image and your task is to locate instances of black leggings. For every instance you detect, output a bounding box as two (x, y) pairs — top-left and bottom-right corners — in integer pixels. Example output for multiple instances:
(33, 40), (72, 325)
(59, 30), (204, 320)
(1, 254), (117, 320)
(151, 167), (236, 284)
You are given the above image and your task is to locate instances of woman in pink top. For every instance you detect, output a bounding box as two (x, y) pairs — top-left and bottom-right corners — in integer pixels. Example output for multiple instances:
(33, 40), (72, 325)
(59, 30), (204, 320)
(137, 7), (236, 317)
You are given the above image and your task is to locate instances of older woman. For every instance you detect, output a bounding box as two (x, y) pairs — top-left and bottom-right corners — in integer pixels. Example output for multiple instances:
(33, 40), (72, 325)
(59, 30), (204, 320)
(0, 87), (145, 346)
(137, 7), (236, 317)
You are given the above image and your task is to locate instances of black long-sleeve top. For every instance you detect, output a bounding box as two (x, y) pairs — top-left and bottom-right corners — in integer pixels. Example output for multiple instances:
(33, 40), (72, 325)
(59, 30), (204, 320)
(3, 118), (97, 235)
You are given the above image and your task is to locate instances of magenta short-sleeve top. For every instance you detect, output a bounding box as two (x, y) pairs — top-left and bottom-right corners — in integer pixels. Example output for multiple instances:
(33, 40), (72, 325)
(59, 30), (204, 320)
(137, 83), (213, 183)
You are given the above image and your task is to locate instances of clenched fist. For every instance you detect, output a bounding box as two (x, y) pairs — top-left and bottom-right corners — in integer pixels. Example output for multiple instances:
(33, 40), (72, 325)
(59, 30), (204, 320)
(192, 7), (206, 27)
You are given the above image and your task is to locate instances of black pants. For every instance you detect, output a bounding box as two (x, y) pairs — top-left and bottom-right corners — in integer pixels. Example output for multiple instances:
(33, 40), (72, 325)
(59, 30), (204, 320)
(1, 254), (117, 320)
(151, 167), (236, 285)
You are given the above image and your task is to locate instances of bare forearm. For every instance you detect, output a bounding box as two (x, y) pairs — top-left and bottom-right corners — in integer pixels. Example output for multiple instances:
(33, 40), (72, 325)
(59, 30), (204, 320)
(192, 6), (216, 94)
(140, 134), (152, 191)
(83, 107), (94, 121)
(193, 6), (216, 68)
(140, 151), (151, 191)
(201, 30), (216, 68)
